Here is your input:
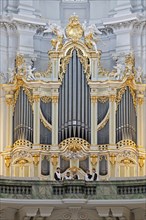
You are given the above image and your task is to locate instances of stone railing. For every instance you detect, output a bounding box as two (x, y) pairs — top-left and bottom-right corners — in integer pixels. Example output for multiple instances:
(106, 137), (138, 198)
(0, 176), (146, 200)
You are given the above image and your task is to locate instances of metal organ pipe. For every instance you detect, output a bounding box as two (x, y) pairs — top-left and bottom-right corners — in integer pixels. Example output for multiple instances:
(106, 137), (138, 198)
(58, 50), (91, 143)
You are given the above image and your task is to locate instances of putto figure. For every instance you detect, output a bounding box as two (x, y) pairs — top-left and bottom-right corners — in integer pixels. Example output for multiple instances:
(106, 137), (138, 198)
(44, 22), (66, 51)
(135, 66), (142, 83)
(82, 21), (102, 52)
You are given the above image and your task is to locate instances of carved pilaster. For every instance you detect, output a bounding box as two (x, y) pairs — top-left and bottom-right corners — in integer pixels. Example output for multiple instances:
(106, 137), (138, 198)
(136, 92), (144, 147)
(33, 93), (40, 144)
(91, 95), (97, 145)
(52, 96), (59, 145)
(109, 94), (116, 144)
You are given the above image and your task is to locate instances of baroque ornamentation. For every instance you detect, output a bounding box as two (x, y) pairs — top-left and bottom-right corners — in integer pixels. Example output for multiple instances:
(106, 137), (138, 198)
(33, 154), (40, 166)
(51, 154), (58, 166)
(110, 154), (116, 165)
(138, 156), (145, 168)
(4, 156), (11, 168)
(90, 154), (98, 166)
(40, 109), (52, 131)
(65, 15), (84, 41)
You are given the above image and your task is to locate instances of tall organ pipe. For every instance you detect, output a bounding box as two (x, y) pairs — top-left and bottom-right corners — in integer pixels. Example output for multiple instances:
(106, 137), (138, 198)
(116, 87), (137, 143)
(58, 50), (91, 143)
(13, 88), (33, 143)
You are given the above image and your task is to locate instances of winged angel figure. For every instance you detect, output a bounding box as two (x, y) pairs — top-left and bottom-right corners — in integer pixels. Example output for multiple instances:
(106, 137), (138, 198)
(44, 22), (66, 51)
(82, 21), (102, 52)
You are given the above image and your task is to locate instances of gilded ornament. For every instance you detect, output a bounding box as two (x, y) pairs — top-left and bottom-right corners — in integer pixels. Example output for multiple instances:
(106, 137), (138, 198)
(33, 154), (40, 166)
(110, 154), (116, 165)
(33, 95), (40, 102)
(68, 140), (82, 152)
(4, 156), (11, 168)
(65, 15), (84, 41)
(97, 96), (109, 103)
(138, 156), (145, 168)
(91, 96), (97, 103)
(51, 154), (58, 166)
(120, 158), (134, 165)
(125, 52), (135, 75)
(109, 95), (116, 102)
(90, 154), (98, 166)
(41, 96), (52, 103)
(137, 97), (144, 105)
(52, 96), (58, 103)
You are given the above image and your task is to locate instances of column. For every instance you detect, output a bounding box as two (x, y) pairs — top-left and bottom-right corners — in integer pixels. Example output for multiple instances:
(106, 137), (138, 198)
(33, 94), (40, 144)
(109, 95), (116, 144)
(0, 88), (7, 151)
(136, 92), (144, 147)
(52, 95), (59, 145)
(91, 95), (97, 145)
(90, 52), (99, 80)
(5, 94), (13, 147)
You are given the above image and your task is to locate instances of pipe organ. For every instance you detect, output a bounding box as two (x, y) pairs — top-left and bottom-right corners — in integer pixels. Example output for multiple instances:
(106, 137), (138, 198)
(58, 50), (91, 143)
(13, 88), (33, 143)
(0, 15), (146, 180)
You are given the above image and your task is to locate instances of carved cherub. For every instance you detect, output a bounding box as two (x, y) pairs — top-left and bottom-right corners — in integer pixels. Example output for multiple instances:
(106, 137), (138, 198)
(44, 22), (66, 51)
(26, 65), (36, 81)
(113, 63), (124, 80)
(135, 66), (142, 83)
(7, 68), (15, 83)
(82, 21), (102, 52)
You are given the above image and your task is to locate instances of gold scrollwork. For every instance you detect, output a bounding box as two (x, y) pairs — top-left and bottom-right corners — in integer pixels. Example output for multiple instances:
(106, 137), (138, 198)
(33, 154), (40, 166)
(65, 15), (84, 42)
(137, 97), (144, 105)
(138, 156), (145, 168)
(110, 154), (116, 165)
(4, 156), (11, 168)
(51, 154), (58, 166)
(90, 154), (98, 166)
(109, 95), (116, 102)
(33, 95), (40, 102)
(52, 96), (58, 103)
(41, 96), (52, 103)
(91, 96), (97, 103)
(97, 96), (109, 103)
(6, 95), (14, 106)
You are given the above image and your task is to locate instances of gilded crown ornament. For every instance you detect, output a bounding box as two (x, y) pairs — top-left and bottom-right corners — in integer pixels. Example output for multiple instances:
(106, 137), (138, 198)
(65, 14), (84, 41)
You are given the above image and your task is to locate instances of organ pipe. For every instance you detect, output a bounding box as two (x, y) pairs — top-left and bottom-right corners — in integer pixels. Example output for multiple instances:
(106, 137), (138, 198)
(116, 87), (137, 143)
(13, 88), (33, 143)
(58, 50), (91, 143)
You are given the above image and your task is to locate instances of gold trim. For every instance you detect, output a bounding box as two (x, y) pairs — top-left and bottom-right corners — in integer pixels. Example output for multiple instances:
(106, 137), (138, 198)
(33, 95), (40, 102)
(91, 96), (97, 103)
(41, 96), (52, 103)
(4, 156), (11, 168)
(97, 96), (109, 103)
(52, 96), (58, 103)
(90, 154), (98, 166)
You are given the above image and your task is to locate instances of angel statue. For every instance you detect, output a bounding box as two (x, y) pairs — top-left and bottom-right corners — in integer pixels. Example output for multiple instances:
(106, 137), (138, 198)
(135, 66), (142, 83)
(26, 65), (36, 81)
(113, 63), (124, 80)
(44, 21), (66, 51)
(7, 68), (15, 83)
(82, 21), (102, 52)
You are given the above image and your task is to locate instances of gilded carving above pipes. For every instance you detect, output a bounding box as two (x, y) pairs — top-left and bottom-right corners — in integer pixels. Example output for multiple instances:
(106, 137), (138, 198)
(4, 156), (11, 168)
